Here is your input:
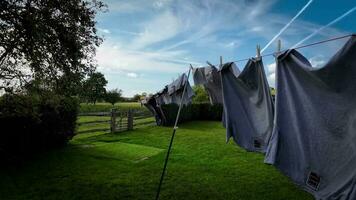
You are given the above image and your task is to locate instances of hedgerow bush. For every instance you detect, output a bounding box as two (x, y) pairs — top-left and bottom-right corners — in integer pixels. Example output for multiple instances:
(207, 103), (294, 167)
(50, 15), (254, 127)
(160, 103), (223, 126)
(0, 93), (79, 158)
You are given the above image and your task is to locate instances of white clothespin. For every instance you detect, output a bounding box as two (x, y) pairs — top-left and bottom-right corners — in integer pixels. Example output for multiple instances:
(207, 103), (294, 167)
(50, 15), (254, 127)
(256, 45), (261, 58)
(277, 39), (282, 53)
(206, 61), (214, 67)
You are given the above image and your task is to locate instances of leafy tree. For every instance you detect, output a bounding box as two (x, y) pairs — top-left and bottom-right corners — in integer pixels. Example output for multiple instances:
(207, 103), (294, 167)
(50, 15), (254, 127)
(132, 94), (142, 102)
(104, 89), (123, 106)
(192, 85), (209, 103)
(81, 72), (107, 104)
(0, 0), (106, 95)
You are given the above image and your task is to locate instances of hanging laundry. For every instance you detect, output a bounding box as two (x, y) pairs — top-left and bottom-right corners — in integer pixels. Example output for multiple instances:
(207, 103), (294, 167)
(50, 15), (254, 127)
(265, 35), (356, 200)
(155, 87), (167, 105)
(144, 73), (194, 125)
(166, 73), (195, 105)
(143, 96), (166, 126)
(193, 65), (223, 104)
(220, 60), (274, 153)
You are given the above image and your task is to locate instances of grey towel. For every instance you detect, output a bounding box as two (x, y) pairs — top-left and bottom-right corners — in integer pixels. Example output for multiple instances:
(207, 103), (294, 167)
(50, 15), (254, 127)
(166, 73), (195, 105)
(145, 73), (195, 125)
(265, 35), (356, 200)
(220, 59), (274, 152)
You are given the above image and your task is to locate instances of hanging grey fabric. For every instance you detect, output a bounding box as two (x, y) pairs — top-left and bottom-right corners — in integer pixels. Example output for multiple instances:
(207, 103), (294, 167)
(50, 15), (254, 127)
(143, 96), (166, 126)
(144, 73), (194, 125)
(166, 73), (195, 105)
(265, 36), (356, 200)
(192, 65), (223, 104)
(220, 60), (274, 153)
(156, 86), (171, 105)
(155, 88), (166, 106)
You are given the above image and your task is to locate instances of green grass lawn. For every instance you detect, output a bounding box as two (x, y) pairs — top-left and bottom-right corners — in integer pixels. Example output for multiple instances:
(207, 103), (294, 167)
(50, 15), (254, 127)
(0, 121), (313, 200)
(79, 102), (145, 113)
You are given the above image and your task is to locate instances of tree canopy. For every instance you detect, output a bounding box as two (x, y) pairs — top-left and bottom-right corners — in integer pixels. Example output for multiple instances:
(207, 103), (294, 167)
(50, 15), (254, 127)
(0, 0), (106, 95)
(81, 72), (107, 104)
(104, 89), (123, 106)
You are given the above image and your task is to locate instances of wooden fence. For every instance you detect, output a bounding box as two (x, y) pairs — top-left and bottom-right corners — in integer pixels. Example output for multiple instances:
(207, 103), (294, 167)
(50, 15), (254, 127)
(77, 109), (155, 134)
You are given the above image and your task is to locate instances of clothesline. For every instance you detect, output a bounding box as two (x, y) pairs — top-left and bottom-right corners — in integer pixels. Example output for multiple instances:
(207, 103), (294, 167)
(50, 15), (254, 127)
(175, 33), (354, 88)
(207, 33), (355, 66)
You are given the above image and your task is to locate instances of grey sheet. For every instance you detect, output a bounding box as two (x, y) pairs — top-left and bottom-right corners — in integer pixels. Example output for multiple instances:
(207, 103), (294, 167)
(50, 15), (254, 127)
(143, 96), (165, 126)
(265, 35), (356, 200)
(193, 65), (223, 104)
(220, 60), (274, 152)
(144, 73), (194, 125)
(165, 73), (195, 105)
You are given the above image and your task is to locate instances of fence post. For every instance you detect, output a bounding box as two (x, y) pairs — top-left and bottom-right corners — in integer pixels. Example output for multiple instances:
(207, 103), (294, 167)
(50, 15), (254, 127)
(111, 108), (117, 133)
(127, 109), (134, 131)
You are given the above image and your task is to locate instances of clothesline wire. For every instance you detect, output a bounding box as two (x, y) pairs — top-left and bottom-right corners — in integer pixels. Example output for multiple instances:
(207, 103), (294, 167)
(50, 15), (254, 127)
(167, 34), (353, 90)
(204, 33), (354, 67)
(293, 34), (354, 50)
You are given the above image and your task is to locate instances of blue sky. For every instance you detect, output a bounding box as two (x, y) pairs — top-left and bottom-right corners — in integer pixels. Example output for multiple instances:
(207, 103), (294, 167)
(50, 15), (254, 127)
(95, 0), (356, 97)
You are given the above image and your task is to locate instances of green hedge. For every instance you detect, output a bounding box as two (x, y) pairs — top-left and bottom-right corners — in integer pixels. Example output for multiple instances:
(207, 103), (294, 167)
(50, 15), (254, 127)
(0, 93), (79, 158)
(160, 103), (223, 126)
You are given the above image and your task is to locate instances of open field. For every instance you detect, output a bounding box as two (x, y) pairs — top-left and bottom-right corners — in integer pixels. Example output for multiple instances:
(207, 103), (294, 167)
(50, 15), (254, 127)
(79, 102), (144, 113)
(0, 121), (312, 200)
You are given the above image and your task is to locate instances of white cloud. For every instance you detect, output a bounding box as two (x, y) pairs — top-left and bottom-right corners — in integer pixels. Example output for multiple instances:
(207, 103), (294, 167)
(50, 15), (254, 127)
(98, 28), (111, 34)
(116, 30), (143, 36)
(266, 62), (276, 87)
(223, 40), (243, 48)
(268, 72), (276, 88)
(131, 11), (183, 49)
(127, 72), (139, 78)
(267, 63), (276, 74)
(96, 40), (197, 75)
(107, 0), (146, 13)
(107, 0), (173, 13)
(153, 0), (172, 9)
(251, 26), (263, 32)
(309, 56), (326, 68)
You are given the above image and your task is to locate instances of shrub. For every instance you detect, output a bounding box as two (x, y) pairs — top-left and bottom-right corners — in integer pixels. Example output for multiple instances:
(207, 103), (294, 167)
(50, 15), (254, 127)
(0, 93), (79, 158)
(160, 103), (223, 126)
(192, 85), (209, 103)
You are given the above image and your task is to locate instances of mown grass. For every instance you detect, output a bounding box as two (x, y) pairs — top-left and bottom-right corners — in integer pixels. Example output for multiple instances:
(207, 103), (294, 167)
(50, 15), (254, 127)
(0, 121), (313, 200)
(79, 102), (144, 113)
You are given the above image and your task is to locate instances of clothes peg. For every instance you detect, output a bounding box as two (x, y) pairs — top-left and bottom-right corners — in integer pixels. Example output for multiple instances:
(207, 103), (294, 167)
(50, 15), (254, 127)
(190, 64), (194, 70)
(256, 45), (261, 58)
(220, 56), (223, 67)
(277, 40), (282, 53)
(206, 61), (214, 67)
